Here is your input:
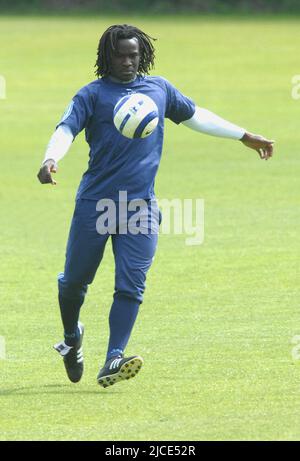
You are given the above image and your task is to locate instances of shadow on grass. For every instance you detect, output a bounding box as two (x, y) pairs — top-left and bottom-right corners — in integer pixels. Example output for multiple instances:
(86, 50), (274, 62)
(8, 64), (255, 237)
(0, 383), (123, 396)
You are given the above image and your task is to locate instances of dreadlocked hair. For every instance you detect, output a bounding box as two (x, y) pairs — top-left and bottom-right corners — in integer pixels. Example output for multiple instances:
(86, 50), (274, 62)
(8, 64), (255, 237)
(95, 24), (156, 78)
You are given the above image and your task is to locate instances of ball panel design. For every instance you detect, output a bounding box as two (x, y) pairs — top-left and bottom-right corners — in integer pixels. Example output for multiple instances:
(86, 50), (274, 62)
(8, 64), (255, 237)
(113, 93), (159, 139)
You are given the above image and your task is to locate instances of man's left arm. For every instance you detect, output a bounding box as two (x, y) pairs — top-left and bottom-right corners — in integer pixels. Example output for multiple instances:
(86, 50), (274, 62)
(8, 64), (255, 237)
(182, 106), (275, 160)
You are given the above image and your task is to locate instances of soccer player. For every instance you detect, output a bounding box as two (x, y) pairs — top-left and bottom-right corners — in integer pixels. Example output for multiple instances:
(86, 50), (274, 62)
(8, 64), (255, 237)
(37, 24), (274, 388)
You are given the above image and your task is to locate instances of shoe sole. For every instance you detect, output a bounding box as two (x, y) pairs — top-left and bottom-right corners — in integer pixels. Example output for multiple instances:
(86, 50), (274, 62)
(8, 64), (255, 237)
(97, 356), (144, 388)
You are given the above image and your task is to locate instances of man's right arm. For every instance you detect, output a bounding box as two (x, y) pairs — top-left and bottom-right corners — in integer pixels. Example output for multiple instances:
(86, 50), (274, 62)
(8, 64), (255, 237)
(37, 124), (74, 185)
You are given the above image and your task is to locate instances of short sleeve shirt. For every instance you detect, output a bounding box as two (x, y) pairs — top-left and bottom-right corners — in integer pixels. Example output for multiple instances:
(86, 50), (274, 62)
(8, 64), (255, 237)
(57, 75), (195, 201)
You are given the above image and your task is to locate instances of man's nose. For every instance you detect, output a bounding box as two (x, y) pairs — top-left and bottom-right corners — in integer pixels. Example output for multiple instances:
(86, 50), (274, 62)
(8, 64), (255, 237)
(123, 57), (132, 67)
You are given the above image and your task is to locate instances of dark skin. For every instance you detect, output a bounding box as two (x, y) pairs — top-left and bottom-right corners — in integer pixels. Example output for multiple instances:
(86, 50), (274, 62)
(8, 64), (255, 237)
(37, 37), (274, 185)
(109, 37), (141, 82)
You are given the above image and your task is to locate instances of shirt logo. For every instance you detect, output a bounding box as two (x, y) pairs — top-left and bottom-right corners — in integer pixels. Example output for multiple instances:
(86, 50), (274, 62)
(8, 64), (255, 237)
(60, 100), (74, 123)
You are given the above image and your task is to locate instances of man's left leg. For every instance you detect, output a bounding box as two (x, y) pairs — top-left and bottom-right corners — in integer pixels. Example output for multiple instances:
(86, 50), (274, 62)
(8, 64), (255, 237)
(97, 204), (160, 387)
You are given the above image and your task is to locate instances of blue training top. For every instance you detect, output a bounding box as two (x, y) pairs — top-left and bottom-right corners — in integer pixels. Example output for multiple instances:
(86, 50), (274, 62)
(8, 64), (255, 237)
(57, 75), (195, 201)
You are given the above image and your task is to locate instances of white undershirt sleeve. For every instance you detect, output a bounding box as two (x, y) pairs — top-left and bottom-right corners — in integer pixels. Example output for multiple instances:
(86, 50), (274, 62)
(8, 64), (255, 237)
(43, 124), (74, 164)
(182, 106), (246, 140)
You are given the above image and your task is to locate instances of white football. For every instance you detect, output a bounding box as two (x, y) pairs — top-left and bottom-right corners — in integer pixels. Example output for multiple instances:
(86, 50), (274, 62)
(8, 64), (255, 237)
(113, 93), (159, 139)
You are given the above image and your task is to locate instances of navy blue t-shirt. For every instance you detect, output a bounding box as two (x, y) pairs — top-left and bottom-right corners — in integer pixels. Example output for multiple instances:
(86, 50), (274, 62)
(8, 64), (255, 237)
(57, 75), (195, 201)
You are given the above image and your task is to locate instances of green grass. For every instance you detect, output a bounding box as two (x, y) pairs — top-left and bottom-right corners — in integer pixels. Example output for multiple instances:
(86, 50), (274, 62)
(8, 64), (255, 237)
(1, 15), (300, 441)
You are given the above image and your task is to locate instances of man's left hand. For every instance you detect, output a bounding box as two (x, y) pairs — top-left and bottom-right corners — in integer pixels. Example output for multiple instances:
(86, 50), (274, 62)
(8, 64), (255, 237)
(241, 132), (275, 160)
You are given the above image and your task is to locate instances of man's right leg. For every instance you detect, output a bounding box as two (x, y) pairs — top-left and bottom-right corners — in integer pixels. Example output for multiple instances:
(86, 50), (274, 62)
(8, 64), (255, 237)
(55, 199), (109, 382)
(58, 199), (110, 345)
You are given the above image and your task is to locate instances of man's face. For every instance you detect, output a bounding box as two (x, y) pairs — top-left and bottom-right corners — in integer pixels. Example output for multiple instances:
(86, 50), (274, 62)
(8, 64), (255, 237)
(109, 37), (140, 82)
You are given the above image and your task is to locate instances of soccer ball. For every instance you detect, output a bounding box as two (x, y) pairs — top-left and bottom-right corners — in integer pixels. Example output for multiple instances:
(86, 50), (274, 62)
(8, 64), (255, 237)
(113, 93), (159, 139)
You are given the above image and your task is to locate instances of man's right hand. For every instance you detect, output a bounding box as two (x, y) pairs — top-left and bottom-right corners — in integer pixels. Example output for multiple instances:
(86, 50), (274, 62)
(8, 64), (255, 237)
(37, 159), (58, 185)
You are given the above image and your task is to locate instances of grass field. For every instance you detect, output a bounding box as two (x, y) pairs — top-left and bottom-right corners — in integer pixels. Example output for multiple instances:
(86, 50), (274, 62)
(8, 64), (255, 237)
(1, 14), (300, 441)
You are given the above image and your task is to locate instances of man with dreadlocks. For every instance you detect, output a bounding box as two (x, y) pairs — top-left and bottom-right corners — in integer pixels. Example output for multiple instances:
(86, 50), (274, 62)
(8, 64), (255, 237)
(37, 24), (274, 388)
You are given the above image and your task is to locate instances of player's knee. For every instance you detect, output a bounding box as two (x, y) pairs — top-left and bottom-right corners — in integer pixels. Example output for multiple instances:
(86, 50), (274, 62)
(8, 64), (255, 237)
(58, 272), (88, 300)
(114, 287), (144, 304)
(115, 267), (148, 303)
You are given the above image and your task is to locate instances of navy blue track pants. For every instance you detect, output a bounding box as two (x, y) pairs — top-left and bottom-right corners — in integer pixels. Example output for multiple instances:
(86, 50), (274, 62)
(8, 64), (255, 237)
(58, 198), (161, 304)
